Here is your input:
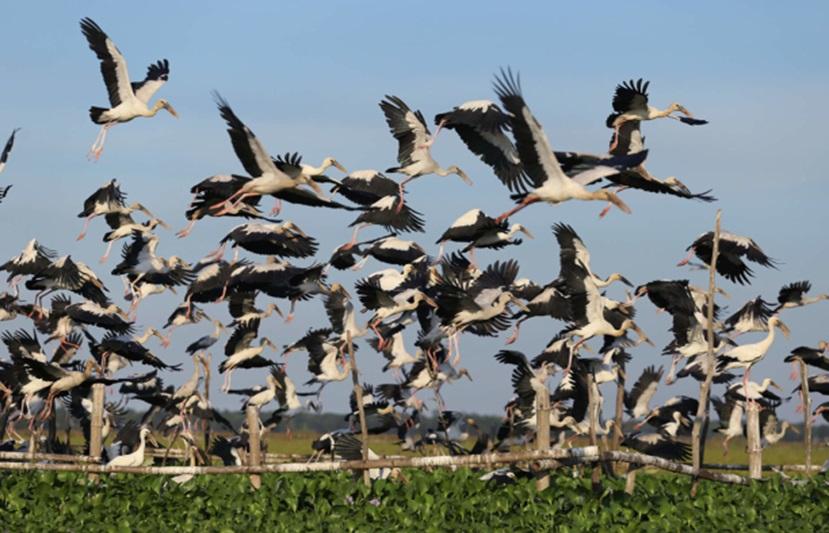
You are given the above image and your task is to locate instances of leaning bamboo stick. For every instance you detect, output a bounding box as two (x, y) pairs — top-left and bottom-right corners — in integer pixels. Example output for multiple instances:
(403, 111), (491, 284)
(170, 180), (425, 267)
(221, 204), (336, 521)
(703, 463), (821, 472)
(691, 209), (721, 493)
(346, 331), (370, 487)
(603, 451), (752, 485)
(0, 446), (601, 475)
(535, 386), (551, 491)
(0, 451), (98, 463)
(799, 359), (812, 473)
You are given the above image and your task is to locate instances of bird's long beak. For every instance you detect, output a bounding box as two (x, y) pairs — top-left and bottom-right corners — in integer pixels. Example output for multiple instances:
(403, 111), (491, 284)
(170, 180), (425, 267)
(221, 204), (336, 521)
(157, 218), (171, 230)
(510, 295), (530, 313)
(456, 168), (473, 186)
(633, 324), (655, 347)
(676, 104), (691, 116)
(147, 432), (161, 447)
(519, 226), (534, 239)
(424, 296), (438, 308)
(163, 102), (179, 118)
(332, 160), (348, 174)
(770, 380), (782, 391)
(777, 321), (791, 338)
(618, 275), (633, 287)
(789, 425), (801, 435)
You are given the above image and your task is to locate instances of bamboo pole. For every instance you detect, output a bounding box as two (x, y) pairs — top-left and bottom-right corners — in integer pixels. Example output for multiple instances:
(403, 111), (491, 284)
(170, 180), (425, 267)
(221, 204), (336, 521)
(203, 352), (212, 452)
(624, 469), (637, 495)
(0, 446), (601, 475)
(602, 451), (752, 485)
(702, 463), (820, 472)
(88, 383), (105, 480)
(0, 451), (98, 463)
(535, 388), (551, 491)
(346, 331), (370, 487)
(586, 374), (601, 491)
(691, 209), (721, 495)
(799, 359), (812, 474)
(746, 402), (762, 479)
(246, 405), (261, 489)
(612, 360), (626, 452)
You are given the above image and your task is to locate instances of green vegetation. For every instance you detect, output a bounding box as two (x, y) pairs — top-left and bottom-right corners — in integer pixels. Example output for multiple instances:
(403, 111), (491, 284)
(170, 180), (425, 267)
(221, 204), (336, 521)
(1, 470), (827, 531)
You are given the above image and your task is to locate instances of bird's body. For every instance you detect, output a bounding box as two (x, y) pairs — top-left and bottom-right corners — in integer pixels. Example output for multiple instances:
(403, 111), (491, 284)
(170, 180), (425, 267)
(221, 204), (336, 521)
(80, 18), (177, 159)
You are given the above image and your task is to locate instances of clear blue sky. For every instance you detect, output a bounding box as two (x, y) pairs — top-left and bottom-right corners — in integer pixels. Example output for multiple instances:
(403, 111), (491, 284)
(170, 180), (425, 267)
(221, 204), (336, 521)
(0, 2), (827, 420)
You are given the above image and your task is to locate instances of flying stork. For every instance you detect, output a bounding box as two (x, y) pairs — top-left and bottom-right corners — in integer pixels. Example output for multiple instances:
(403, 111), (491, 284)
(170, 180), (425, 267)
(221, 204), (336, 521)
(678, 231), (777, 285)
(606, 78), (707, 136)
(0, 128), (19, 203)
(379, 95), (472, 205)
(79, 18), (178, 159)
(491, 69), (648, 223)
(210, 94), (324, 216)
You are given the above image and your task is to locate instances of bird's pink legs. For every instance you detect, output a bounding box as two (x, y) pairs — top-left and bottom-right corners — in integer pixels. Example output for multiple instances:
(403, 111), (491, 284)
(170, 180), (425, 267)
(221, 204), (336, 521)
(676, 250), (695, 267)
(396, 177), (414, 213)
(505, 321), (523, 345)
(495, 197), (539, 225)
(99, 241), (114, 264)
(599, 187), (628, 219)
(205, 243), (227, 262)
(342, 224), (364, 251)
(176, 219), (197, 239)
(270, 198), (282, 216)
(88, 124), (113, 161)
(76, 215), (94, 241)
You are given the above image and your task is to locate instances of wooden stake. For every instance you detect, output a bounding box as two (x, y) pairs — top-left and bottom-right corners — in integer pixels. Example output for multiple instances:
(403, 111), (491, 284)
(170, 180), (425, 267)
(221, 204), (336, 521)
(203, 352), (212, 453)
(88, 383), (105, 481)
(746, 402), (762, 479)
(346, 331), (371, 487)
(586, 373), (601, 491)
(246, 405), (261, 489)
(799, 359), (812, 474)
(535, 387), (551, 491)
(612, 360), (625, 452)
(624, 468), (637, 495)
(691, 209), (721, 494)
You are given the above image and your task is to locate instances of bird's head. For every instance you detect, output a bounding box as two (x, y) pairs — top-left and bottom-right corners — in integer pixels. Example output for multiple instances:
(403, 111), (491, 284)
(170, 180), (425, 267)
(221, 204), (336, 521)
(458, 368), (473, 381)
(511, 224), (534, 239)
(330, 282), (350, 298)
(669, 103), (690, 116)
(769, 316), (791, 338)
(768, 379), (782, 391)
(449, 166), (473, 186)
(323, 157), (348, 174)
(261, 338), (276, 350)
(157, 99), (179, 118)
(212, 319), (225, 331)
(818, 340), (828, 352)
(609, 273), (633, 287)
(507, 293), (530, 313)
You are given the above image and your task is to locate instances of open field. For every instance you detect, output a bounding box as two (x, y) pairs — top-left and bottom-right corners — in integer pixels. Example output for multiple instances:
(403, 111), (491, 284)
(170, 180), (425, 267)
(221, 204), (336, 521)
(1, 470), (827, 531)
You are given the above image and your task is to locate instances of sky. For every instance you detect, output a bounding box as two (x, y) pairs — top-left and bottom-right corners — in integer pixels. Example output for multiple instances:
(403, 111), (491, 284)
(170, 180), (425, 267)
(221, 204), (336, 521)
(0, 2), (827, 422)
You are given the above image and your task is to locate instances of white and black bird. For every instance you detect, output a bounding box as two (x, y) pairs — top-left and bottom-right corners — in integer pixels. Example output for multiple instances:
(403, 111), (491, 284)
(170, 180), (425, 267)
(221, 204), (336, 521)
(0, 128), (20, 203)
(210, 94), (324, 216)
(210, 221), (318, 261)
(606, 78), (707, 135)
(380, 95), (472, 202)
(491, 69), (647, 223)
(624, 365), (663, 419)
(678, 231), (777, 285)
(76, 180), (155, 241)
(436, 209), (532, 258)
(775, 280), (828, 312)
(717, 316), (790, 398)
(80, 18), (177, 159)
(434, 100), (529, 192)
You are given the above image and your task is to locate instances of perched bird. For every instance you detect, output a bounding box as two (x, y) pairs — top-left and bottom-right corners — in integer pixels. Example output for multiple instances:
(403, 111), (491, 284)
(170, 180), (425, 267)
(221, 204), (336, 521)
(80, 18), (177, 159)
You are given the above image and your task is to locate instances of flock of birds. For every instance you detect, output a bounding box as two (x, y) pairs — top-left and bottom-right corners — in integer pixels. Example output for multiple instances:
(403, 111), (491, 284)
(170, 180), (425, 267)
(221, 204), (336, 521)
(0, 17), (826, 481)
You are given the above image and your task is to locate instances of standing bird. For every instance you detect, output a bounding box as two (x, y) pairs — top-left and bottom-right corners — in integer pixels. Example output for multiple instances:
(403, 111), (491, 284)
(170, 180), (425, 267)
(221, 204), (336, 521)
(678, 231), (777, 285)
(492, 69), (647, 223)
(210, 94), (324, 216)
(717, 316), (790, 400)
(79, 18), (177, 159)
(379, 95), (472, 204)
(106, 427), (158, 467)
